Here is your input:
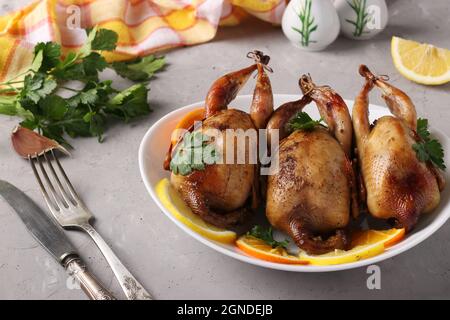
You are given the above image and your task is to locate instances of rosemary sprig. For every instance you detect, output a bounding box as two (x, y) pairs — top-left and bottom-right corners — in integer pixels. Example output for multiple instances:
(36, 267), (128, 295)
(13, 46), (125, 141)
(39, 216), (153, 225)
(292, 0), (317, 47)
(345, 0), (372, 37)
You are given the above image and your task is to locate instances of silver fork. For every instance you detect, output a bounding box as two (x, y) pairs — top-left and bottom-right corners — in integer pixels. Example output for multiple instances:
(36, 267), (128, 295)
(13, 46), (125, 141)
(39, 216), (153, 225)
(29, 150), (151, 300)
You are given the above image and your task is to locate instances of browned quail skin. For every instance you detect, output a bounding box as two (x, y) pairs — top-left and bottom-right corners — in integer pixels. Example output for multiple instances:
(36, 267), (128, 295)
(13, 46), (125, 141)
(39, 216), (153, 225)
(353, 65), (444, 231)
(167, 51), (274, 228)
(266, 75), (356, 255)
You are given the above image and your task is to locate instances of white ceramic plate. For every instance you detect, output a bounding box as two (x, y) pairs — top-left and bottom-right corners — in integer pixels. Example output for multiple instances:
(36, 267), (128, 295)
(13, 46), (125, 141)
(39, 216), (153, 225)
(139, 94), (450, 272)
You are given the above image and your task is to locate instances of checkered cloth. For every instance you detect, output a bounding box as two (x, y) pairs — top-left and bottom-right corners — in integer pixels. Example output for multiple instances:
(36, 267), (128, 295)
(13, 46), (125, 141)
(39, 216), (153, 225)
(0, 0), (286, 83)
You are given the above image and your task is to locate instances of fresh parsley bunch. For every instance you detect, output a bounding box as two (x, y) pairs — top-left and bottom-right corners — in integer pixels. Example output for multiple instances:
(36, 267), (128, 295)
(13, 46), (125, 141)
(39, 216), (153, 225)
(0, 26), (165, 146)
(413, 118), (445, 170)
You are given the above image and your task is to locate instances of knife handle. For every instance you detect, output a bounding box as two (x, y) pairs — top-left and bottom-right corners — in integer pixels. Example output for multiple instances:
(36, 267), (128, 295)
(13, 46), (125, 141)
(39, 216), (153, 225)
(63, 255), (116, 300)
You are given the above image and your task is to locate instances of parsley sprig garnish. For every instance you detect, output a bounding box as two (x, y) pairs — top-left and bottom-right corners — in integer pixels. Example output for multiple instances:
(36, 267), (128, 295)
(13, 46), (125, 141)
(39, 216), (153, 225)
(412, 118), (445, 170)
(0, 26), (165, 146)
(247, 225), (289, 249)
(170, 131), (218, 176)
(288, 111), (324, 132)
(111, 55), (166, 82)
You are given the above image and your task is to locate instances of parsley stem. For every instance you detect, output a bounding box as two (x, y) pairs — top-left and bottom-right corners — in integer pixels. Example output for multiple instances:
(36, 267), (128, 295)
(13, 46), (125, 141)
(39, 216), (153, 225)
(50, 118), (85, 126)
(3, 80), (25, 85)
(59, 86), (81, 92)
(7, 84), (19, 93)
(0, 69), (34, 86)
(0, 88), (17, 94)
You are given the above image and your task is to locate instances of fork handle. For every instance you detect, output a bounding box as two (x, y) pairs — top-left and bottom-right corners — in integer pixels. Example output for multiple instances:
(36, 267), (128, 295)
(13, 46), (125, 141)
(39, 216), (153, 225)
(63, 255), (116, 300)
(80, 223), (152, 300)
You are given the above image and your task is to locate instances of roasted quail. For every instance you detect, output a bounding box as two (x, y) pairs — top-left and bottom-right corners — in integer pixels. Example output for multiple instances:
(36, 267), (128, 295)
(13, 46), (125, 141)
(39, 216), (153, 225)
(265, 75), (357, 254)
(166, 52), (273, 228)
(353, 65), (445, 231)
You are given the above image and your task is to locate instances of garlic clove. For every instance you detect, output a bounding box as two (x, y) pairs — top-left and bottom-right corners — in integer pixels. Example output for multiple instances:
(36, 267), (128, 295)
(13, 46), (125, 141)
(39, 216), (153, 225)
(11, 125), (70, 158)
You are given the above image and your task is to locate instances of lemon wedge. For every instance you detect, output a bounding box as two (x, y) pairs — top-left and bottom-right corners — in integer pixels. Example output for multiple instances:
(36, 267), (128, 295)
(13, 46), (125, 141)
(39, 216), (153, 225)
(391, 36), (450, 85)
(155, 178), (237, 243)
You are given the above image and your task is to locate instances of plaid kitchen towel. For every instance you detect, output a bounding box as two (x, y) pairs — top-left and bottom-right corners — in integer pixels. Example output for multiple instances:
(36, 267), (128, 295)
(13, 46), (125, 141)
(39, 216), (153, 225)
(0, 0), (286, 83)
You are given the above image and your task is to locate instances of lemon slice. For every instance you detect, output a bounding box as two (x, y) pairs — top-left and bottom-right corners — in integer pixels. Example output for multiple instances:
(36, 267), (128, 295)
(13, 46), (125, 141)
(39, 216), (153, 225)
(236, 235), (309, 265)
(155, 178), (237, 243)
(298, 228), (404, 266)
(298, 242), (385, 266)
(391, 36), (450, 85)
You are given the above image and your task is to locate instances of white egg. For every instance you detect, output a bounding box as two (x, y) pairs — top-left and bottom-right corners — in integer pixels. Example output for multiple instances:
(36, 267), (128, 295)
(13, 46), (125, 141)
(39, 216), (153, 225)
(282, 0), (340, 51)
(334, 0), (388, 40)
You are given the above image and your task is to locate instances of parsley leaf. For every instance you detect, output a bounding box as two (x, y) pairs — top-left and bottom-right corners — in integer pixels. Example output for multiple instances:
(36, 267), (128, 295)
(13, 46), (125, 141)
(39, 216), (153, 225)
(111, 55), (166, 81)
(247, 225), (290, 249)
(64, 81), (115, 142)
(288, 111), (324, 132)
(412, 142), (428, 162)
(53, 52), (78, 75)
(53, 27), (114, 81)
(19, 73), (57, 108)
(412, 118), (445, 170)
(33, 42), (61, 72)
(170, 131), (218, 176)
(67, 88), (98, 108)
(53, 52), (108, 82)
(107, 83), (149, 120)
(83, 52), (108, 75)
(89, 27), (118, 51)
(40, 95), (68, 120)
(77, 26), (118, 58)
(416, 118), (430, 140)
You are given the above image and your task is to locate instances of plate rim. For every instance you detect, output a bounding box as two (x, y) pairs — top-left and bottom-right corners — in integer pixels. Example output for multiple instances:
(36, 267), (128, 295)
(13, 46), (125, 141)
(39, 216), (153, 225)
(138, 94), (450, 272)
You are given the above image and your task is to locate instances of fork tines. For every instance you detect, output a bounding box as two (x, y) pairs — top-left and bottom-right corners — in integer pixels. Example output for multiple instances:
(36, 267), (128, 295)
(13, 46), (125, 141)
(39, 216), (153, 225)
(29, 150), (79, 212)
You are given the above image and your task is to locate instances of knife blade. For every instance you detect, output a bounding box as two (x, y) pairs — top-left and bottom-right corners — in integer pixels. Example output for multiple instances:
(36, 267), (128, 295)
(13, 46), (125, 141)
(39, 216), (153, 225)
(0, 180), (115, 300)
(0, 180), (75, 262)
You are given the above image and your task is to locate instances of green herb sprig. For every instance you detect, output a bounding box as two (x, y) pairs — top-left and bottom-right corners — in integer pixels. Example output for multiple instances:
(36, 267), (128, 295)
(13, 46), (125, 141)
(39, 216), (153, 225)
(247, 225), (289, 249)
(292, 0), (317, 47)
(111, 55), (166, 82)
(288, 111), (324, 132)
(346, 0), (371, 37)
(0, 26), (165, 146)
(170, 131), (218, 176)
(412, 118), (445, 170)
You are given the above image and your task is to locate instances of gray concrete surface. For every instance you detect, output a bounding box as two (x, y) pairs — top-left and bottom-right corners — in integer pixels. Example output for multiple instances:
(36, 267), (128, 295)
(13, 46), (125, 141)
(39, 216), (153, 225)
(0, 0), (449, 299)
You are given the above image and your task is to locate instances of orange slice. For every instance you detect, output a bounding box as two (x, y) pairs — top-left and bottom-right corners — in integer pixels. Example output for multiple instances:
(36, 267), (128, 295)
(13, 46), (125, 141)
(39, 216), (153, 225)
(171, 107), (205, 145)
(351, 228), (405, 248)
(236, 235), (309, 265)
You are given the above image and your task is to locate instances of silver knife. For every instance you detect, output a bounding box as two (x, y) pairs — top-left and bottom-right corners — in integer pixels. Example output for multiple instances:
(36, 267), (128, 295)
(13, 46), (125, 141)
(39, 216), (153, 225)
(0, 180), (116, 300)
